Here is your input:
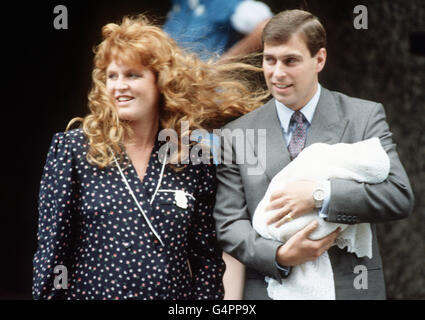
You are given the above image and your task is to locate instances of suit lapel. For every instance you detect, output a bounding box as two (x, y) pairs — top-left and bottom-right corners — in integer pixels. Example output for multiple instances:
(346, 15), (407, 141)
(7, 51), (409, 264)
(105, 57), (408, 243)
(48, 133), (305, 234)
(249, 88), (348, 181)
(248, 99), (291, 182)
(305, 88), (348, 147)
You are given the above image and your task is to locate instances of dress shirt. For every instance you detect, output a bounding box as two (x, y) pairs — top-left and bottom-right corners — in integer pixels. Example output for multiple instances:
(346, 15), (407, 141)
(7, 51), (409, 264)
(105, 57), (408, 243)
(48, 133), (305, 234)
(274, 84), (330, 218)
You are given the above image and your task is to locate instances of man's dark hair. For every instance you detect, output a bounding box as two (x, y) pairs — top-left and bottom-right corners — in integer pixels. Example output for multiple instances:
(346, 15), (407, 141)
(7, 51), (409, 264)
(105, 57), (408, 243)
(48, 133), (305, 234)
(262, 9), (326, 57)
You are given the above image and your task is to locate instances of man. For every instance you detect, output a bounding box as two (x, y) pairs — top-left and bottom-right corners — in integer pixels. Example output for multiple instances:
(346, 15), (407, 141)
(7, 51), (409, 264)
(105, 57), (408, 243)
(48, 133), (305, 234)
(213, 9), (414, 299)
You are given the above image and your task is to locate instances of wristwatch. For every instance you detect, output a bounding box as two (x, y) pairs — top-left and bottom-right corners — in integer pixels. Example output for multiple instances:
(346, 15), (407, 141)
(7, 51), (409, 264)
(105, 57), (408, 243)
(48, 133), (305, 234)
(312, 184), (325, 208)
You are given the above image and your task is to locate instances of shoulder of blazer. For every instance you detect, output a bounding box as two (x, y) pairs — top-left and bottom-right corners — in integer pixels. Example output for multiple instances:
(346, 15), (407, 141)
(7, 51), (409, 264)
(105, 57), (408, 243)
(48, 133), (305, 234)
(315, 88), (385, 128)
(222, 99), (276, 130)
(324, 88), (383, 113)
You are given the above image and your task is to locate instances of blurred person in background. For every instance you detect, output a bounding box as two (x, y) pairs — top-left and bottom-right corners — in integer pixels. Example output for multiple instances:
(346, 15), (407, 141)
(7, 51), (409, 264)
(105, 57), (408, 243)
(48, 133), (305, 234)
(163, 0), (273, 60)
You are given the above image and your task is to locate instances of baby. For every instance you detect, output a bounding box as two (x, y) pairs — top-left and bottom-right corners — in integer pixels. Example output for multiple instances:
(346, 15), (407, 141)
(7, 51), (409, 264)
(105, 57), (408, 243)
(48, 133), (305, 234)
(253, 137), (390, 299)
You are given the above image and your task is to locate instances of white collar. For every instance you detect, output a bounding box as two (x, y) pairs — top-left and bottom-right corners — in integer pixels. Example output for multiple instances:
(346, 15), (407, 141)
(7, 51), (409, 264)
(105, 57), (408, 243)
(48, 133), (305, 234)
(275, 84), (321, 132)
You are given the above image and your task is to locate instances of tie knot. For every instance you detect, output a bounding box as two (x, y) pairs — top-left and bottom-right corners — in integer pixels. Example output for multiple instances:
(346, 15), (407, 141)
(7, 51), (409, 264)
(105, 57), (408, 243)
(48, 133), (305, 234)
(291, 111), (305, 125)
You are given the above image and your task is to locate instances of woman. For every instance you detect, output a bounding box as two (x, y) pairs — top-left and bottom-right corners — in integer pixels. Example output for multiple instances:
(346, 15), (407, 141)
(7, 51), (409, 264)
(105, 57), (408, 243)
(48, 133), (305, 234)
(33, 15), (266, 300)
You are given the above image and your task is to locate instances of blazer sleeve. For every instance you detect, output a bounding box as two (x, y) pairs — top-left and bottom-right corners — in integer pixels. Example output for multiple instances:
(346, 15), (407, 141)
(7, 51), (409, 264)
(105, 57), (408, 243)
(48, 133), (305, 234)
(33, 132), (78, 299)
(327, 103), (415, 224)
(213, 130), (284, 281)
(187, 163), (225, 300)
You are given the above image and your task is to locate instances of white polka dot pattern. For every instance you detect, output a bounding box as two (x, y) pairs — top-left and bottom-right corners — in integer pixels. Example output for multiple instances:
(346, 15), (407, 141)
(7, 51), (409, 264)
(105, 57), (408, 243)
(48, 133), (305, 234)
(33, 129), (225, 300)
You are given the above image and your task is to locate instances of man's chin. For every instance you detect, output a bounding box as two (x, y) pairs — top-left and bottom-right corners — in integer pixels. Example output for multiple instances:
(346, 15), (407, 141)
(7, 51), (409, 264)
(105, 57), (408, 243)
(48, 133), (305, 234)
(274, 95), (295, 108)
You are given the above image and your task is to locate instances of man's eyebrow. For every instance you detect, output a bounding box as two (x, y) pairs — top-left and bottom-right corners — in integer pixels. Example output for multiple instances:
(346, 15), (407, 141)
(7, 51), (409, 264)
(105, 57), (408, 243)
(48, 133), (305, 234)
(263, 53), (303, 59)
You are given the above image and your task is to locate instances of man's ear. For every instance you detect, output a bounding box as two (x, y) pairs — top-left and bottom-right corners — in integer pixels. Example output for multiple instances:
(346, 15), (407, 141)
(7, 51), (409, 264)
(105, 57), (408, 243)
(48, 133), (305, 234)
(316, 48), (327, 73)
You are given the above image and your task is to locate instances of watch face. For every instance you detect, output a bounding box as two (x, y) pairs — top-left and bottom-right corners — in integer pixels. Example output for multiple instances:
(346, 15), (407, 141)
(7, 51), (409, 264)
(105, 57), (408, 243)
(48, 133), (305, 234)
(314, 189), (325, 201)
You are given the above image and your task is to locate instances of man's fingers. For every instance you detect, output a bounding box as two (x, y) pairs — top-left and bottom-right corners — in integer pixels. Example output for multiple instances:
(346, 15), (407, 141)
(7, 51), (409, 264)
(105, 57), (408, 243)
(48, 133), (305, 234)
(305, 227), (341, 259)
(300, 220), (319, 237)
(317, 227), (341, 251)
(275, 212), (297, 228)
(270, 190), (285, 202)
(328, 227), (341, 241)
(266, 206), (290, 225)
(265, 197), (286, 212)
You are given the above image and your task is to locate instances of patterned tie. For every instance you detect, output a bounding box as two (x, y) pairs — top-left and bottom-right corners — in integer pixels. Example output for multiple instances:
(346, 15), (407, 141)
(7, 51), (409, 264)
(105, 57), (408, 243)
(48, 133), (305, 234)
(288, 111), (307, 160)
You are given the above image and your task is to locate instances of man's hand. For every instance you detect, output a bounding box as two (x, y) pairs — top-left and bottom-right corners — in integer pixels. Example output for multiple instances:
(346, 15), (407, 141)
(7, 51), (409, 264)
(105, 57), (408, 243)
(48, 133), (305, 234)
(266, 180), (316, 227)
(275, 221), (340, 267)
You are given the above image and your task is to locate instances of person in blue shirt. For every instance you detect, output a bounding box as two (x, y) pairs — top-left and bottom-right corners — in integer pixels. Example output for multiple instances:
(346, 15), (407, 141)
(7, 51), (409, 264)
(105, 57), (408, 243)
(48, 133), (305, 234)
(163, 0), (273, 60)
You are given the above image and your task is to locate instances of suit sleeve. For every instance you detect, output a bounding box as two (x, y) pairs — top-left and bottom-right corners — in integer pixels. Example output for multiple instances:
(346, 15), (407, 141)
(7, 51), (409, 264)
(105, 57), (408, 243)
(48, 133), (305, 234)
(33, 132), (78, 299)
(326, 103), (414, 224)
(213, 130), (284, 281)
(187, 163), (226, 300)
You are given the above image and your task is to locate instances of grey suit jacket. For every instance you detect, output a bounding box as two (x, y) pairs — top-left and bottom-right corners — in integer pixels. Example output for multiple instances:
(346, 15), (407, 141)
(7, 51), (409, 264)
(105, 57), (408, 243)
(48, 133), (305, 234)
(213, 87), (414, 300)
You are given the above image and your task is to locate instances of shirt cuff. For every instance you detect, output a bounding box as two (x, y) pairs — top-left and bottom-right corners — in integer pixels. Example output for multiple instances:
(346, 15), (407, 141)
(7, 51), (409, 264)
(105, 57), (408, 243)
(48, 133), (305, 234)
(318, 180), (331, 218)
(275, 261), (292, 279)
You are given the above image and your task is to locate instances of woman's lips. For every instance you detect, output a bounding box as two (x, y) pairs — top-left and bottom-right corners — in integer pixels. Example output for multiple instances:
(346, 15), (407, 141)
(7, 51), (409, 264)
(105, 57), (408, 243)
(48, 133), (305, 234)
(116, 96), (134, 106)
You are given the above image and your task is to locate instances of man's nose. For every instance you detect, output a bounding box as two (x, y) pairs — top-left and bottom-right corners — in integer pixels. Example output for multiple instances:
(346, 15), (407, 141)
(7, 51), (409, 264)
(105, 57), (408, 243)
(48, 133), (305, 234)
(273, 61), (287, 79)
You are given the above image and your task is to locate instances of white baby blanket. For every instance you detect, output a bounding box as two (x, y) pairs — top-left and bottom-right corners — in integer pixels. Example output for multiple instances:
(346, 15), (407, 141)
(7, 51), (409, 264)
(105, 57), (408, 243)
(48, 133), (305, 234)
(252, 137), (390, 300)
